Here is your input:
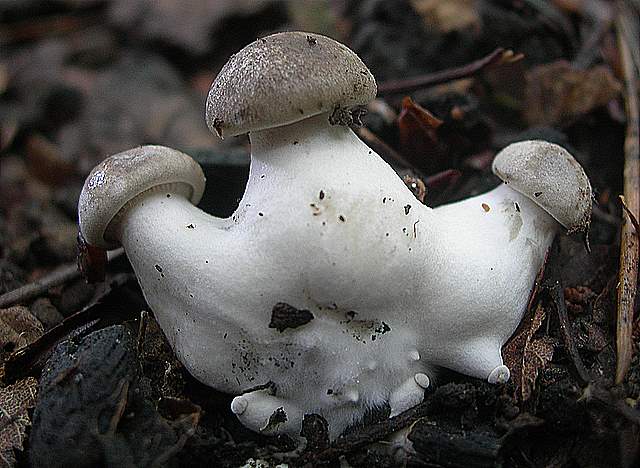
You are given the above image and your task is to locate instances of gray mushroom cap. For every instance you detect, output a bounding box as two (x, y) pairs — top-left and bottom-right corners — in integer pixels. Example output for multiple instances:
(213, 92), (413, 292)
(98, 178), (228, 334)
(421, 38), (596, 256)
(205, 31), (377, 138)
(78, 145), (205, 249)
(492, 140), (592, 233)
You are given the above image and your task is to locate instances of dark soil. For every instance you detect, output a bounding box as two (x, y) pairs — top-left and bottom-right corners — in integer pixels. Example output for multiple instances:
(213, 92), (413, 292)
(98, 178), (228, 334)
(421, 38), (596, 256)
(1, 1), (638, 467)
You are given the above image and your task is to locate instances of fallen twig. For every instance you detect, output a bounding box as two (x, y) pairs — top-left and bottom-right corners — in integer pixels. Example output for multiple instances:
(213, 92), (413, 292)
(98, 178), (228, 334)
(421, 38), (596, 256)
(550, 277), (592, 384)
(377, 48), (523, 96)
(353, 126), (415, 170)
(545, 240), (591, 384)
(0, 248), (124, 309)
(614, 4), (640, 384)
(295, 402), (430, 466)
(3, 272), (138, 382)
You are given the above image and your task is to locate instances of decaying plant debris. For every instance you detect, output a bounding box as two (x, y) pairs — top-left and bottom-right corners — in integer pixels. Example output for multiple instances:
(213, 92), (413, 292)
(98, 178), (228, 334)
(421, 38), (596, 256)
(1, 1), (639, 467)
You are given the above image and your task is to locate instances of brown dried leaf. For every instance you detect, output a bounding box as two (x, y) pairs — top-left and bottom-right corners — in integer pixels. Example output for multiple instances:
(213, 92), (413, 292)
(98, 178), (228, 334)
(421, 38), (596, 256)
(410, 0), (481, 33)
(398, 97), (446, 174)
(0, 377), (38, 467)
(524, 61), (622, 127)
(521, 337), (555, 401)
(504, 303), (555, 401)
(0, 307), (44, 356)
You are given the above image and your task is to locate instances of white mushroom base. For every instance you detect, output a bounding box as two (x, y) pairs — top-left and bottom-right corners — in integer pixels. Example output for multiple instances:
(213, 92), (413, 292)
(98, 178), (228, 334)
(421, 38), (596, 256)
(117, 114), (558, 438)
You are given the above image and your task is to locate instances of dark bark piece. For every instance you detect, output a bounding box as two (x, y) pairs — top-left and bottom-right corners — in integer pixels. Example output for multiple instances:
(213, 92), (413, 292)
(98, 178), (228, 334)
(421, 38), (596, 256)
(296, 401), (431, 466)
(409, 423), (501, 468)
(28, 324), (199, 468)
(269, 302), (314, 332)
(301, 413), (330, 453)
(29, 325), (138, 468)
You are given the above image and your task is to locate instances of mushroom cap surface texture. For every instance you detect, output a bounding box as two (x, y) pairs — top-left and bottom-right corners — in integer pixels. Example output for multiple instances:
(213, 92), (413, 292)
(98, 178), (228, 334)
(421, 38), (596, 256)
(205, 31), (377, 138)
(78, 145), (205, 249)
(491, 140), (592, 233)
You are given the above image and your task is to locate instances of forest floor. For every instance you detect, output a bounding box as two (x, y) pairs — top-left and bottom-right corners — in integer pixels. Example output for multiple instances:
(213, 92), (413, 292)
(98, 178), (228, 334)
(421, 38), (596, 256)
(1, 1), (639, 467)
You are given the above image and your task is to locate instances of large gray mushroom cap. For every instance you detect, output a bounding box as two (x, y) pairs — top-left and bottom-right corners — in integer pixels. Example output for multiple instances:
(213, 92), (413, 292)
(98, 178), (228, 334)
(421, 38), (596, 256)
(492, 140), (592, 233)
(79, 145), (205, 249)
(205, 31), (377, 138)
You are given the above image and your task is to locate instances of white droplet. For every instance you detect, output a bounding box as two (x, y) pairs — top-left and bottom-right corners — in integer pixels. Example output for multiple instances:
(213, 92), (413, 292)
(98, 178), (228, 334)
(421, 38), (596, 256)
(231, 396), (248, 415)
(414, 373), (430, 389)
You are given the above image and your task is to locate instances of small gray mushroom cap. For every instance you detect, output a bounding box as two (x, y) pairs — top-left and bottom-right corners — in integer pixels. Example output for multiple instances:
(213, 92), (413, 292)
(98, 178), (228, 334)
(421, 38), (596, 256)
(492, 140), (592, 233)
(78, 145), (205, 249)
(205, 31), (377, 138)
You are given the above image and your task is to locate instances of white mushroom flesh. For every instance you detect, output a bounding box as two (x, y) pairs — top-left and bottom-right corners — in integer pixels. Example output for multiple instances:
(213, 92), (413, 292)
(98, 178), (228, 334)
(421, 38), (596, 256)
(111, 115), (568, 437)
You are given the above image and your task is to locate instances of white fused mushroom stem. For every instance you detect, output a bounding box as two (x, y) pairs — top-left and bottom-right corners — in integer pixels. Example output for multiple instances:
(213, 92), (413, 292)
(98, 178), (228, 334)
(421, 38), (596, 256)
(77, 31), (593, 440)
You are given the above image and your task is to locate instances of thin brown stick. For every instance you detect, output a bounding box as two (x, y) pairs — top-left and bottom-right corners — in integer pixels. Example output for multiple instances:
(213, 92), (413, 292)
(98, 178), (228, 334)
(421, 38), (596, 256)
(354, 126), (415, 169)
(544, 239), (591, 383)
(377, 48), (522, 96)
(0, 263), (79, 309)
(615, 5), (640, 384)
(296, 401), (430, 466)
(550, 278), (591, 384)
(0, 248), (124, 309)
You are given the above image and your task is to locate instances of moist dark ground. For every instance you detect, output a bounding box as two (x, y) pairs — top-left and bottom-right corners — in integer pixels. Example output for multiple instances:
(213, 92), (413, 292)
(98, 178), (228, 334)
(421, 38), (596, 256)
(0, 1), (638, 467)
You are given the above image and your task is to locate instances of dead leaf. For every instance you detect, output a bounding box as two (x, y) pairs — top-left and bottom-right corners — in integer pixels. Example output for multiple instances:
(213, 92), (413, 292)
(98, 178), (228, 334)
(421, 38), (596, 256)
(398, 97), (447, 174)
(524, 61), (622, 126)
(0, 307), (44, 356)
(0, 377), (38, 468)
(504, 303), (556, 401)
(564, 286), (595, 315)
(410, 0), (481, 33)
(521, 337), (555, 400)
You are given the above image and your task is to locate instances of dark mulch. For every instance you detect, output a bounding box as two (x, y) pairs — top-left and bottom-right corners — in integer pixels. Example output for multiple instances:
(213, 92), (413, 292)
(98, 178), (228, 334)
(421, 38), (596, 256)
(1, 1), (638, 467)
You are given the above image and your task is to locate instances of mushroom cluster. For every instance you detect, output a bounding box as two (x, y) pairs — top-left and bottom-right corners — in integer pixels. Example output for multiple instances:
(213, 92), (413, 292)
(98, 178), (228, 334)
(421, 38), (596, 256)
(78, 32), (592, 438)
